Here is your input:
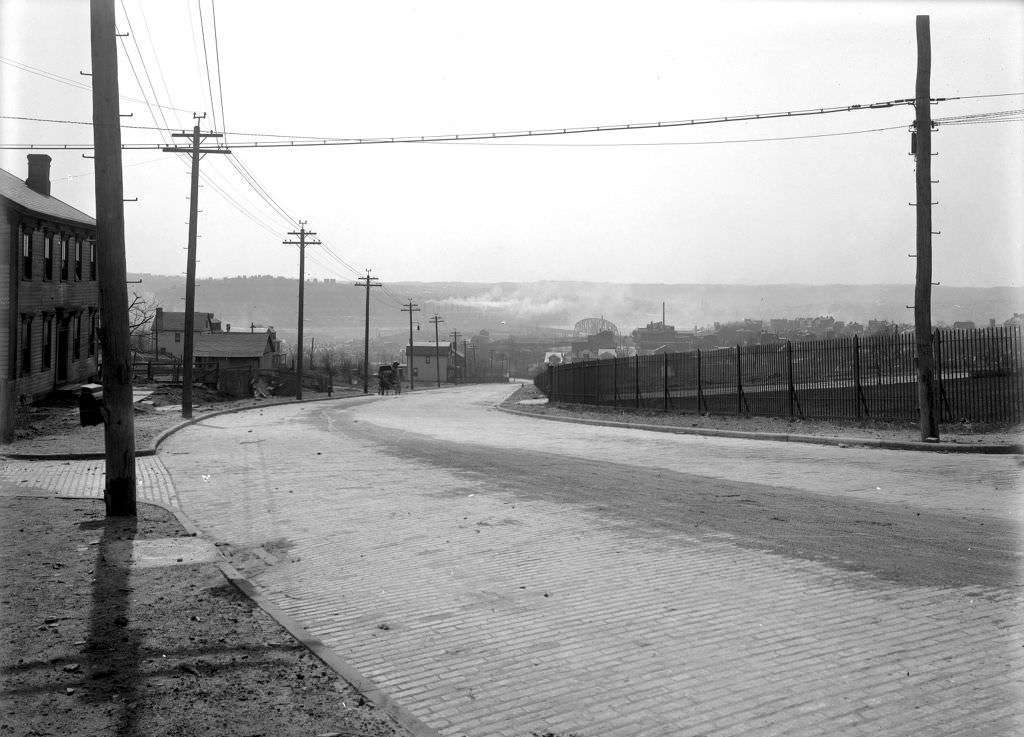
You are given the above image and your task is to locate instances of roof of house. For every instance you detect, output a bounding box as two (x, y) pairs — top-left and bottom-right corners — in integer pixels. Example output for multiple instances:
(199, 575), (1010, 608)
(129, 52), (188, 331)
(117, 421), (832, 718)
(407, 342), (451, 357)
(193, 333), (273, 358)
(0, 168), (96, 227)
(155, 311), (216, 332)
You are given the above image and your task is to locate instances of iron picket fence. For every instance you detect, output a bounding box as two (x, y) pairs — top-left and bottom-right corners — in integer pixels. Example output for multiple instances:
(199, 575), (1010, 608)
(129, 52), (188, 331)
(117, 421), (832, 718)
(542, 326), (1023, 425)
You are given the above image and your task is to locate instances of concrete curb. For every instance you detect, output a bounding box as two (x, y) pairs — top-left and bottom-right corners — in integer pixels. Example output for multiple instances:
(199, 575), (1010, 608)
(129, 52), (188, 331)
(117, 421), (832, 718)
(498, 404), (1024, 455)
(0, 392), (375, 461)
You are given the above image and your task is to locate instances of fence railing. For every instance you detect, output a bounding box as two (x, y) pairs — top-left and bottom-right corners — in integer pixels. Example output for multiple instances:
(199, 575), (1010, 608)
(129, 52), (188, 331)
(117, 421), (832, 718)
(540, 326), (1024, 425)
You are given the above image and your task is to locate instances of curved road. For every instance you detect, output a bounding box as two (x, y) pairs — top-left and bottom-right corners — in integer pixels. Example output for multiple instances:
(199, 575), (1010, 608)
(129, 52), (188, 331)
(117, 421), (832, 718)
(158, 384), (1022, 737)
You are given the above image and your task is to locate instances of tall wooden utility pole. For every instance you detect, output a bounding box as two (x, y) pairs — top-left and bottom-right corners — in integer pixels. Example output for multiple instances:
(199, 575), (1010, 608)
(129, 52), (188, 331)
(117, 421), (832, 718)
(401, 299), (420, 391)
(162, 116), (229, 418)
(284, 223), (319, 399)
(430, 315), (444, 387)
(354, 272), (381, 393)
(450, 329), (459, 383)
(914, 15), (939, 441)
(91, 0), (136, 516)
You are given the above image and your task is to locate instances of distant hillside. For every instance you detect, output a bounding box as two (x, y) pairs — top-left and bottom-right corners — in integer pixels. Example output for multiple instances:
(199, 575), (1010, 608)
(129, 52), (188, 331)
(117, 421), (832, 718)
(128, 274), (1024, 343)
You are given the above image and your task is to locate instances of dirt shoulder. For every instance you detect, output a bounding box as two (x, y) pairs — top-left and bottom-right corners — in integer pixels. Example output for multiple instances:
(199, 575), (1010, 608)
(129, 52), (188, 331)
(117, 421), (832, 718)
(4, 383), (363, 457)
(0, 495), (411, 737)
(501, 383), (1024, 450)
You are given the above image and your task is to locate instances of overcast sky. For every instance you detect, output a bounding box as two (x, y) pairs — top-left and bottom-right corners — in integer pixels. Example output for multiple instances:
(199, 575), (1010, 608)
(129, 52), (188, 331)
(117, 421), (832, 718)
(2, 0), (1022, 287)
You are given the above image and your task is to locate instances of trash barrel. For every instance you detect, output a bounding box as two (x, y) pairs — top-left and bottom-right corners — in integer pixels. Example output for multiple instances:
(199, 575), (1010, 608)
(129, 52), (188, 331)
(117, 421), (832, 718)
(79, 383), (104, 427)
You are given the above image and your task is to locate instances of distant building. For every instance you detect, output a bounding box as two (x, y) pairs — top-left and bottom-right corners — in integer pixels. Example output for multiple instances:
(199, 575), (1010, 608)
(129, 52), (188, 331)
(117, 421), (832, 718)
(571, 329), (617, 359)
(404, 341), (450, 384)
(952, 320), (977, 330)
(631, 321), (693, 353)
(1, 155), (100, 425)
(152, 308), (222, 359)
(193, 330), (282, 372)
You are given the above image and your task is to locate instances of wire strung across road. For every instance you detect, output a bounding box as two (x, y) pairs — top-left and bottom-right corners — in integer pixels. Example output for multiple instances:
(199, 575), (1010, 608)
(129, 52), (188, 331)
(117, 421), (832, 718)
(0, 97), (922, 150)
(4, 96), (1022, 152)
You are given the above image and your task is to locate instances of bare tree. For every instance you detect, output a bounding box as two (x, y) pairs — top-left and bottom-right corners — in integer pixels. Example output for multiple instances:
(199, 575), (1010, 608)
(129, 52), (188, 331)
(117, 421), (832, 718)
(127, 292), (158, 355)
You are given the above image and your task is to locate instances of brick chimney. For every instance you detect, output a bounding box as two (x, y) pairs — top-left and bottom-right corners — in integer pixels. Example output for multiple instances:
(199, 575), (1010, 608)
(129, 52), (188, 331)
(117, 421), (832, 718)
(26, 154), (52, 196)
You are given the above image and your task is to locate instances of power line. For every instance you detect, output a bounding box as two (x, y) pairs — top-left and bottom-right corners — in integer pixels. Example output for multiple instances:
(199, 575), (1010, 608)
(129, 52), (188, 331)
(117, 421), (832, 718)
(211, 0), (228, 142)
(0, 96), (925, 151)
(135, 0), (185, 129)
(196, 0), (219, 133)
(117, 3), (175, 139)
(0, 54), (194, 114)
(427, 124), (911, 147)
(184, 0), (211, 123)
(934, 109), (1024, 125)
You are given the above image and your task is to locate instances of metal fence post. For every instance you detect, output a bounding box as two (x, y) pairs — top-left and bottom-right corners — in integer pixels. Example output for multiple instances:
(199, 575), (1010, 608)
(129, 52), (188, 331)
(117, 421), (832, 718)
(613, 356), (619, 405)
(786, 340), (794, 418)
(697, 348), (704, 413)
(634, 354), (640, 408)
(663, 353), (669, 411)
(736, 344), (743, 415)
(853, 334), (862, 419)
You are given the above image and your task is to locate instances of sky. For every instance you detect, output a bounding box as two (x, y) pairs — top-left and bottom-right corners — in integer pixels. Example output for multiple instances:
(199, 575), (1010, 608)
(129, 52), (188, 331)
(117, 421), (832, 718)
(2, 0), (1023, 288)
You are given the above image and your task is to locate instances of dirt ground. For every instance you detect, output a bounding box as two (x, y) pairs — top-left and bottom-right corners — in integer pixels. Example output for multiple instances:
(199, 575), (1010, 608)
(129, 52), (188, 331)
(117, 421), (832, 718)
(0, 496), (410, 737)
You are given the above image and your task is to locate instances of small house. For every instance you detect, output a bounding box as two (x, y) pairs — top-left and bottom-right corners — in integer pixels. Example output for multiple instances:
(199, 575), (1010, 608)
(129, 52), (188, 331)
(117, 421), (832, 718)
(152, 308), (221, 359)
(405, 341), (450, 384)
(192, 331), (279, 372)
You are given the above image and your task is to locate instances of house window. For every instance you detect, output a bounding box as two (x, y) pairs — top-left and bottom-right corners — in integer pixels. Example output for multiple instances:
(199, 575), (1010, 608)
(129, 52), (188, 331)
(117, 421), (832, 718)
(174, 332), (181, 343)
(21, 226), (32, 280)
(44, 234), (53, 280)
(425, 355), (431, 364)
(88, 310), (97, 356)
(89, 239), (96, 280)
(42, 315), (53, 369)
(21, 316), (33, 374)
(74, 238), (83, 280)
(59, 235), (69, 281)
(73, 314), (81, 360)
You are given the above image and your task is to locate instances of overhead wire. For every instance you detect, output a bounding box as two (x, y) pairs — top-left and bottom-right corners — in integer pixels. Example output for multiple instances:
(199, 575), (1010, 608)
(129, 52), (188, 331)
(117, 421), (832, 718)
(136, 0), (185, 129)
(934, 109), (1024, 125)
(195, 0), (219, 133)
(0, 55), (194, 114)
(0, 97), (931, 150)
(184, 0), (212, 120)
(117, 2), (174, 140)
(211, 0), (228, 142)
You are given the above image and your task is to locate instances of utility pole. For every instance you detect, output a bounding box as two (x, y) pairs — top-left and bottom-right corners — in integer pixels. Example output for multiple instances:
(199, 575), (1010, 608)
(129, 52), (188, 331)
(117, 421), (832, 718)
(91, 0), (136, 516)
(913, 15), (939, 441)
(463, 339), (469, 382)
(401, 299), (420, 391)
(283, 223), (320, 400)
(450, 329), (459, 383)
(162, 116), (229, 418)
(430, 315), (444, 387)
(354, 272), (381, 393)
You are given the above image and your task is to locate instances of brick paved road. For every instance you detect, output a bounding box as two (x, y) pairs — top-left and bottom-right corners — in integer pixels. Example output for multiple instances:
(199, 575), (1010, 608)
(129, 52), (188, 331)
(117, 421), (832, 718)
(3, 385), (1020, 736)
(151, 385), (1023, 737)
